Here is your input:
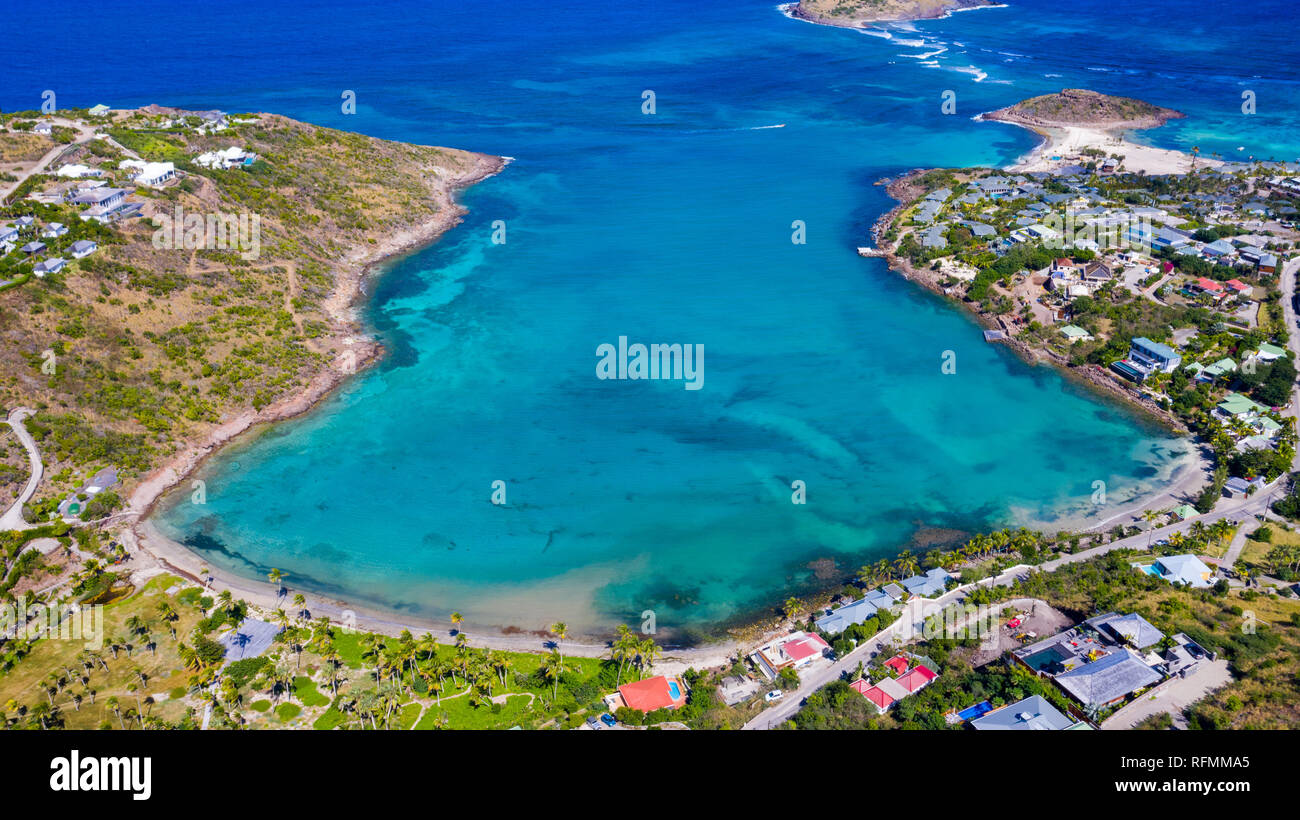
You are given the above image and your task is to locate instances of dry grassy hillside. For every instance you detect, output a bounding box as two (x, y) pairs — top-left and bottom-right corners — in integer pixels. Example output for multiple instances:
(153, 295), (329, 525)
(0, 110), (499, 518)
(986, 89), (1184, 130)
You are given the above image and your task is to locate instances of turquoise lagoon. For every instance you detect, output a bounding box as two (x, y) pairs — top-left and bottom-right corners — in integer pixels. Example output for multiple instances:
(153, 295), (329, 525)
(12, 0), (1298, 639)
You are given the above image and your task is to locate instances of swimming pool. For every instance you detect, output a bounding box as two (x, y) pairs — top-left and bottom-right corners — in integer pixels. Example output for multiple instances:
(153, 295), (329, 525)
(957, 700), (994, 721)
(667, 680), (682, 700)
(1142, 564), (1163, 577)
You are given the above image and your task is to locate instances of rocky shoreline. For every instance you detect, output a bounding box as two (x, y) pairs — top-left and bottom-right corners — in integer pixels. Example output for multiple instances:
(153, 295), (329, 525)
(873, 170), (1189, 435)
(787, 0), (997, 28)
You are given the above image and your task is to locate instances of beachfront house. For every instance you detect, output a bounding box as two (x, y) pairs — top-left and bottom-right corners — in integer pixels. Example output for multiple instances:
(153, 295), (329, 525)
(900, 567), (953, 598)
(1113, 337), (1181, 383)
(1127, 337), (1181, 373)
(1059, 324), (1092, 343)
(610, 674), (687, 713)
(752, 631), (830, 679)
(862, 588), (899, 611)
(1224, 475), (1265, 497)
(815, 596), (879, 635)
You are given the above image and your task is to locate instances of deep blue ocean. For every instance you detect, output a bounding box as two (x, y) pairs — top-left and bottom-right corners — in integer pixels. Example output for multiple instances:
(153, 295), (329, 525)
(7, 0), (1299, 639)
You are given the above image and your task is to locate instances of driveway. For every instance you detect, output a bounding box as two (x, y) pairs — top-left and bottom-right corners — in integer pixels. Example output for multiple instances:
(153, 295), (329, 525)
(1100, 658), (1233, 729)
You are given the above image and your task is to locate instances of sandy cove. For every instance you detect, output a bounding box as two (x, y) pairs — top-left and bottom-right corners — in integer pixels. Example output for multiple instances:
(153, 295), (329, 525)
(107, 147), (748, 673)
(988, 121), (1222, 176)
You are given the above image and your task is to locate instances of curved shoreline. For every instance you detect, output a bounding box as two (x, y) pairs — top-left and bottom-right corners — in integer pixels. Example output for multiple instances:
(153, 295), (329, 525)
(869, 166), (1212, 529)
(118, 113), (1206, 668)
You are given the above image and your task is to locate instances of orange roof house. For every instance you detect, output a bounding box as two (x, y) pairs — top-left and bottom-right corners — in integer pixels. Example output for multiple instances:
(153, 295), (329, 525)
(616, 675), (687, 713)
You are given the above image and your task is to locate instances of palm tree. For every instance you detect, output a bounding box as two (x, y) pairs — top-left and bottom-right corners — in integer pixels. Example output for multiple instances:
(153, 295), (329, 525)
(450, 612), (464, 635)
(267, 567), (284, 595)
(539, 650), (564, 699)
(636, 637), (662, 679)
(156, 602), (178, 638)
(550, 622), (568, 665)
(782, 597), (800, 620)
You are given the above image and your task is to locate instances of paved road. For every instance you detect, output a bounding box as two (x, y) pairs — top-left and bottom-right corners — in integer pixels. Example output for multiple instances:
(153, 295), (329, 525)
(1, 407), (41, 531)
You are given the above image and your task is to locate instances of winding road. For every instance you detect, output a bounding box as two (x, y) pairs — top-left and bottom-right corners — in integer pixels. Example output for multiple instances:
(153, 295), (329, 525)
(1, 407), (41, 531)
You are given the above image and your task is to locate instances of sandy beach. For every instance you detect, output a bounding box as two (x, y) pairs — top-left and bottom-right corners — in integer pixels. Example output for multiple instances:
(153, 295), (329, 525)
(992, 121), (1221, 176)
(102, 145), (744, 672)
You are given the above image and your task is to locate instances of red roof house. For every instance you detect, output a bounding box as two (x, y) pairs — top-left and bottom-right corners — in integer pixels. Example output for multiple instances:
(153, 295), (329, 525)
(897, 665), (938, 693)
(1195, 277), (1224, 294)
(617, 675), (687, 713)
(853, 681), (895, 711)
(783, 634), (829, 663)
(883, 654), (910, 676)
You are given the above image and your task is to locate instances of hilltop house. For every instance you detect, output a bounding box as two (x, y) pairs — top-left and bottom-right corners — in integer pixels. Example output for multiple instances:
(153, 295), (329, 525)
(69, 239), (98, 259)
(32, 257), (66, 276)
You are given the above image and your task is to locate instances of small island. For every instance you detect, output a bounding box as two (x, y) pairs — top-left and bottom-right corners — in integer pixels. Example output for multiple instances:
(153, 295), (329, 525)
(791, 0), (997, 27)
(985, 88), (1184, 132)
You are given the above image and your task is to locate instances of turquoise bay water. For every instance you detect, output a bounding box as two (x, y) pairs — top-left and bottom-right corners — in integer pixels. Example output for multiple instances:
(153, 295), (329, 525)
(10, 0), (1298, 640)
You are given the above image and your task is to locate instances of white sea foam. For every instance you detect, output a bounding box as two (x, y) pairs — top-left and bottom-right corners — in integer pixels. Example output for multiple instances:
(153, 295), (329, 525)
(898, 47), (949, 59)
